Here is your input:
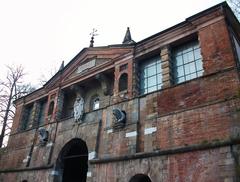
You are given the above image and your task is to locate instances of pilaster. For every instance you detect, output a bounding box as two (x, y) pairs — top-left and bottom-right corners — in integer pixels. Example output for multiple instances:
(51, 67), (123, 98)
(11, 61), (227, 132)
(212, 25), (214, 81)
(160, 46), (173, 88)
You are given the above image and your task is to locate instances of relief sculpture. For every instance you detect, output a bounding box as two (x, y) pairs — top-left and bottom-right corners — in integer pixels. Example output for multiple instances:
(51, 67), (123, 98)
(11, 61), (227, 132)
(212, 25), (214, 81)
(74, 96), (84, 122)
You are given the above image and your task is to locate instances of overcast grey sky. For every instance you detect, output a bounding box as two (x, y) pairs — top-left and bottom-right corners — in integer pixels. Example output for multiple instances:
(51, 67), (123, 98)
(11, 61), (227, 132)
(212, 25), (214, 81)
(0, 0), (224, 87)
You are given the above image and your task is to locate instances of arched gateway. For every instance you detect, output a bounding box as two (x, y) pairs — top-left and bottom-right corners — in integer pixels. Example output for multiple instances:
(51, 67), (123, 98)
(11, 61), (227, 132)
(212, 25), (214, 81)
(54, 138), (88, 182)
(129, 174), (152, 182)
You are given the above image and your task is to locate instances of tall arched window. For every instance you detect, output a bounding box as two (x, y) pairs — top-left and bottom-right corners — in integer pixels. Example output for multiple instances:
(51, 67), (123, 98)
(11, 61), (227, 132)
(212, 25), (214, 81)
(119, 73), (128, 92)
(20, 103), (33, 130)
(37, 99), (47, 126)
(172, 40), (203, 84)
(139, 56), (162, 94)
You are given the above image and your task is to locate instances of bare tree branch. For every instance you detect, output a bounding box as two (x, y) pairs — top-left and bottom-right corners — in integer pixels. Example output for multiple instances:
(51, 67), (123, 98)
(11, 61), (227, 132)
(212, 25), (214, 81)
(0, 65), (35, 148)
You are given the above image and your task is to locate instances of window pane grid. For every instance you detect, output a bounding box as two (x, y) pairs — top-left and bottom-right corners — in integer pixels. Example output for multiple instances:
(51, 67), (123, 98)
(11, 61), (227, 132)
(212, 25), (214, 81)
(173, 41), (203, 84)
(140, 56), (162, 94)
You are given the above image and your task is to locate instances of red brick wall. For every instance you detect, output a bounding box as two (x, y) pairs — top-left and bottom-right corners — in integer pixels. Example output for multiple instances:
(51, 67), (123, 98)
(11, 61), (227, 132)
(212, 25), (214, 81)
(157, 99), (239, 149)
(0, 147), (30, 170)
(1, 4), (240, 182)
(113, 58), (134, 102)
(92, 146), (235, 182)
(7, 130), (35, 150)
(157, 69), (239, 115)
(199, 19), (236, 75)
(10, 103), (24, 134)
(139, 97), (240, 152)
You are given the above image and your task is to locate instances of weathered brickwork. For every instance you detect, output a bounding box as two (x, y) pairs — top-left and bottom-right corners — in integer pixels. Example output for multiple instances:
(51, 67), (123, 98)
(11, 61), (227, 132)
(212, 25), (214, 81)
(0, 170), (51, 182)
(199, 19), (236, 75)
(91, 146), (236, 182)
(157, 69), (239, 115)
(0, 2), (240, 182)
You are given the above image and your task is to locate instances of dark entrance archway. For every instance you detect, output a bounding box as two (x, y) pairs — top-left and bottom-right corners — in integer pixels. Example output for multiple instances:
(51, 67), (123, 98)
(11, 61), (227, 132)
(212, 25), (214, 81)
(129, 174), (152, 182)
(54, 138), (88, 182)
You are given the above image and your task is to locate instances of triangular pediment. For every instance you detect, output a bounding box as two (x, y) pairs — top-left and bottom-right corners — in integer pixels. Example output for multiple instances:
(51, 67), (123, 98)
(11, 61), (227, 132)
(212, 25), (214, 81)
(64, 56), (111, 81)
(44, 46), (133, 89)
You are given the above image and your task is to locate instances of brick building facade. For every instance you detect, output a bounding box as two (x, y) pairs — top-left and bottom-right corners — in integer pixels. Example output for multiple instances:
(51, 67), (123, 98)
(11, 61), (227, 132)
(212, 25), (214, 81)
(1, 2), (240, 182)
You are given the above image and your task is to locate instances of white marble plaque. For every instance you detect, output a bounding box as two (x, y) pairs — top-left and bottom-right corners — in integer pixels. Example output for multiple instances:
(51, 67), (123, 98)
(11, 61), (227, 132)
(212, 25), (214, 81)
(77, 59), (96, 73)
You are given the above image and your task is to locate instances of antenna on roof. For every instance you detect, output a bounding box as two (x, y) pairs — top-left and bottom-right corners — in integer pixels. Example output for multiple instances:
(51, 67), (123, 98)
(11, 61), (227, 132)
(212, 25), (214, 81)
(89, 28), (98, 47)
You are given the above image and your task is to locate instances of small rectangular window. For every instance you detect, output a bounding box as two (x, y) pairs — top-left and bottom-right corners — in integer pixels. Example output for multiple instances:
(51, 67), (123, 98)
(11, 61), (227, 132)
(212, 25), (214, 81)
(139, 56), (162, 94)
(173, 41), (203, 84)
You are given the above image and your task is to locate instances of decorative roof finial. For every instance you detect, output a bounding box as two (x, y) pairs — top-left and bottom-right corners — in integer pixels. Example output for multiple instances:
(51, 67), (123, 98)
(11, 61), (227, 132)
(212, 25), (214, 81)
(89, 28), (98, 47)
(122, 27), (135, 44)
(59, 61), (64, 71)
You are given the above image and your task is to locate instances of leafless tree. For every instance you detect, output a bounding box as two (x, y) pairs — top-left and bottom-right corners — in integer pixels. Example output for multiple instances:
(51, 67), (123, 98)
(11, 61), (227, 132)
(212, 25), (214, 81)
(228, 0), (240, 20)
(38, 61), (64, 86)
(0, 65), (35, 148)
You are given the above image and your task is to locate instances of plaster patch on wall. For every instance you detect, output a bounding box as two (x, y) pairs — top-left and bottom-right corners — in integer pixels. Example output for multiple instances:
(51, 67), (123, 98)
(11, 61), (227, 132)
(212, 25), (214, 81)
(22, 155), (30, 163)
(77, 59), (96, 73)
(88, 151), (96, 160)
(47, 142), (53, 147)
(144, 127), (157, 135)
(87, 171), (92, 177)
(107, 129), (113, 134)
(126, 131), (137, 138)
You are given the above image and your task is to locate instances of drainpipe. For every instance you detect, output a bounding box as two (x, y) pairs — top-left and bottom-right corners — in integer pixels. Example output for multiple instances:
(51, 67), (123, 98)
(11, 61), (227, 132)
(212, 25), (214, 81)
(26, 102), (40, 167)
(95, 119), (102, 158)
(47, 67), (64, 165)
